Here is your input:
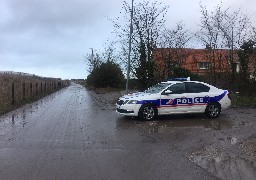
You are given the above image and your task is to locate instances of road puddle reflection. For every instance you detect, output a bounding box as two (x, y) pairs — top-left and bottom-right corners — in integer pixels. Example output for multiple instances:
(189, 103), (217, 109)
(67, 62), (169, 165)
(7, 109), (30, 128)
(189, 147), (256, 180)
(0, 91), (58, 129)
(116, 114), (232, 133)
(228, 136), (239, 145)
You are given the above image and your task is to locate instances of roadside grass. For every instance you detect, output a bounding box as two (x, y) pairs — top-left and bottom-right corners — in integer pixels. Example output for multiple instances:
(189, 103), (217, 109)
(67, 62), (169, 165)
(81, 84), (126, 105)
(82, 83), (124, 94)
(0, 72), (70, 116)
(82, 83), (256, 108)
(231, 93), (256, 108)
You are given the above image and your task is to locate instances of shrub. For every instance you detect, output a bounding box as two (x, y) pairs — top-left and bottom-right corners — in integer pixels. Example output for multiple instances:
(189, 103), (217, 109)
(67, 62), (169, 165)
(87, 61), (124, 88)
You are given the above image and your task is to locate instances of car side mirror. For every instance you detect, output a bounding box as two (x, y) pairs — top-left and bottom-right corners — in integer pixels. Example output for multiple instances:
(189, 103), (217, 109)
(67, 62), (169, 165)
(163, 90), (172, 95)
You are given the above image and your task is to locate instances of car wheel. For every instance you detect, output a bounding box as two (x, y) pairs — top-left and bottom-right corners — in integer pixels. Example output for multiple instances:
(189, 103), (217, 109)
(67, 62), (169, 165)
(139, 104), (157, 120)
(205, 103), (221, 118)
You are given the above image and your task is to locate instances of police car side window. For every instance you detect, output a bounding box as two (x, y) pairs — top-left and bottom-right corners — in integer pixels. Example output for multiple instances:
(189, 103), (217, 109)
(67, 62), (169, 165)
(165, 83), (185, 94)
(185, 82), (210, 93)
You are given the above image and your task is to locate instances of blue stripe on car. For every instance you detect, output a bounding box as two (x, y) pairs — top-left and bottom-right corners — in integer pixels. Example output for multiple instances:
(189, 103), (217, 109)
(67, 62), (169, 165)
(136, 91), (227, 107)
(137, 99), (161, 106)
(207, 91), (227, 103)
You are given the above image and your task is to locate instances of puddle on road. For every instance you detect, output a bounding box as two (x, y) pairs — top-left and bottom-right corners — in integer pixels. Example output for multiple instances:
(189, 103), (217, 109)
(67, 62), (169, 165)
(0, 92), (58, 129)
(3, 108), (31, 128)
(116, 114), (232, 134)
(189, 147), (256, 180)
(228, 136), (239, 145)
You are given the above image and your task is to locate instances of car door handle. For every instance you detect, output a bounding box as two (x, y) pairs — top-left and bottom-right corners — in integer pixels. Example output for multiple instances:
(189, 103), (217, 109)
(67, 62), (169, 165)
(181, 96), (186, 98)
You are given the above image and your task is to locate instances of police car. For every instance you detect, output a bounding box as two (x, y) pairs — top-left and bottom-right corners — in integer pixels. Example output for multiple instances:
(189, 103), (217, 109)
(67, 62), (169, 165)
(116, 78), (231, 120)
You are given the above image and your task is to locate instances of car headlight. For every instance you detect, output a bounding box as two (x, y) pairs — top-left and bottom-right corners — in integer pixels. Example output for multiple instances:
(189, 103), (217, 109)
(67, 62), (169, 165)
(127, 100), (138, 104)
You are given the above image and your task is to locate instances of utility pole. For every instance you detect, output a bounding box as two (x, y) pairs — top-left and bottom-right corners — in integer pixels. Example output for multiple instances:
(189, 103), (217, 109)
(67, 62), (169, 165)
(231, 25), (235, 82)
(90, 48), (94, 62)
(125, 0), (134, 95)
(231, 26), (234, 65)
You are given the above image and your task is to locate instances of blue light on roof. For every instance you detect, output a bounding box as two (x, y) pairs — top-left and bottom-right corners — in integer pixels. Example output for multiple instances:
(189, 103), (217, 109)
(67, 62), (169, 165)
(167, 77), (190, 81)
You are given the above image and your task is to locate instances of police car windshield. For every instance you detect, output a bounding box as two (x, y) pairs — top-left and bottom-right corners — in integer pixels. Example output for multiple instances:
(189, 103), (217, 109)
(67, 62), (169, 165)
(144, 83), (172, 94)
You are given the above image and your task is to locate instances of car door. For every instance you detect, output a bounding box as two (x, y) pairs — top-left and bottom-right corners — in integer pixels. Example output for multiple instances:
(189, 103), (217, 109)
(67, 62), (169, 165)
(159, 82), (188, 114)
(184, 82), (210, 112)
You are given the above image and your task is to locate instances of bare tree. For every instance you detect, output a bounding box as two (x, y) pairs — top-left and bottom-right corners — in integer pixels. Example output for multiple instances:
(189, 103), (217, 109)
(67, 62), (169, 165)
(102, 41), (118, 63)
(197, 3), (224, 85)
(84, 40), (119, 74)
(197, 3), (251, 86)
(252, 28), (256, 80)
(156, 22), (191, 81)
(217, 7), (251, 83)
(84, 49), (102, 73)
(112, 0), (169, 89)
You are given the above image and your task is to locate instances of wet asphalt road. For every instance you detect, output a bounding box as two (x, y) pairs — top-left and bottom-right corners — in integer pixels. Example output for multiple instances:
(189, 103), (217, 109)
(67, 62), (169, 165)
(0, 83), (256, 180)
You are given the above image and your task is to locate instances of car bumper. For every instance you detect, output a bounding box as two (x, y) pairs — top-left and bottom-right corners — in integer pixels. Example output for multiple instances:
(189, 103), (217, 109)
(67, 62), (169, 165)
(220, 96), (231, 111)
(116, 104), (141, 116)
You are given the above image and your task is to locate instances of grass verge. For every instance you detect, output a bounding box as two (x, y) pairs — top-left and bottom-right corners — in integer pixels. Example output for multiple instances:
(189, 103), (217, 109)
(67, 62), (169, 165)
(231, 94), (256, 108)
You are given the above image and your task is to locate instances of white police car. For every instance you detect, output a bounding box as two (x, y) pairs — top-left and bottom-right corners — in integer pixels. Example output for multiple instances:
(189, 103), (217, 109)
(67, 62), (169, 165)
(116, 78), (231, 120)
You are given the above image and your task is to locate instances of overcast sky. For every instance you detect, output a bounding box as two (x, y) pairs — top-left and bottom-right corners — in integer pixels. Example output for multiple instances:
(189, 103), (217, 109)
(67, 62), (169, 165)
(1, 0), (255, 79)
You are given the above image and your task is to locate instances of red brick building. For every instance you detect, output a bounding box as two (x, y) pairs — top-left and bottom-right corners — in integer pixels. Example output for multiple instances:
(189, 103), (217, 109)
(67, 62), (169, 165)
(154, 48), (241, 79)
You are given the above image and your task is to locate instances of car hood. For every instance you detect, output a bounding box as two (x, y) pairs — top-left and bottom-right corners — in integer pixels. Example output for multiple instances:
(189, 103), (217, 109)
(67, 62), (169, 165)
(121, 92), (156, 100)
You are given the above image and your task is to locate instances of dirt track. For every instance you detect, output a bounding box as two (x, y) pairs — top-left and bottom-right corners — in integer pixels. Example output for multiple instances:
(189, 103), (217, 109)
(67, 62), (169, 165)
(0, 83), (256, 180)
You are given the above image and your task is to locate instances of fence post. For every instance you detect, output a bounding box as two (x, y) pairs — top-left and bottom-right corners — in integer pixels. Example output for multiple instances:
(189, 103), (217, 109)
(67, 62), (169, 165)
(12, 82), (15, 105)
(23, 83), (26, 100)
(36, 82), (38, 95)
(30, 83), (33, 97)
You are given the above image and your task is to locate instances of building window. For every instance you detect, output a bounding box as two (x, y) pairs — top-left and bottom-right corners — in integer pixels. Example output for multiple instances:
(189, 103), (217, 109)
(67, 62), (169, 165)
(198, 62), (210, 70)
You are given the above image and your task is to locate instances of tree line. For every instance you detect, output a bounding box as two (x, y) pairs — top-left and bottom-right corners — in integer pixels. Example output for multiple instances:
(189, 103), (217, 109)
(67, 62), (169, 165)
(85, 0), (256, 95)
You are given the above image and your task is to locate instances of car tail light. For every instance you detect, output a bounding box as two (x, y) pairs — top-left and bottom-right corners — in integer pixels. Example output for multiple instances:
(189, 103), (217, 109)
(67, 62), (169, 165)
(227, 91), (231, 99)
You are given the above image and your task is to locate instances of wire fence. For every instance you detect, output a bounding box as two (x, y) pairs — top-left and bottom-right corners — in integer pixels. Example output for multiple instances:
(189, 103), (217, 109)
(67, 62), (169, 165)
(0, 71), (70, 114)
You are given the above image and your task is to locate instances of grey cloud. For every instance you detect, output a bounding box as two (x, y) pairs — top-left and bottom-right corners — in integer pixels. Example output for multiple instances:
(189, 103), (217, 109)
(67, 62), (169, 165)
(1, 0), (255, 79)
(3, 0), (117, 33)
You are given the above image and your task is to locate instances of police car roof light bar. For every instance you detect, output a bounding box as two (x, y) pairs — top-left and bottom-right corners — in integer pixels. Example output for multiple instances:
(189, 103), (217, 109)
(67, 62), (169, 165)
(167, 77), (190, 81)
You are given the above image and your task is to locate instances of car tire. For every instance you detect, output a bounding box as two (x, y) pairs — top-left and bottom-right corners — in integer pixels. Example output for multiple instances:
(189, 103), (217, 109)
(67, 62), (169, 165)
(139, 104), (157, 120)
(205, 103), (221, 118)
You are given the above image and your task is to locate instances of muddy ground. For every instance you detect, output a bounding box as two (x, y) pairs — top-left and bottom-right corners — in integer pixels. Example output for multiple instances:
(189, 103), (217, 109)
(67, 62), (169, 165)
(0, 83), (256, 180)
